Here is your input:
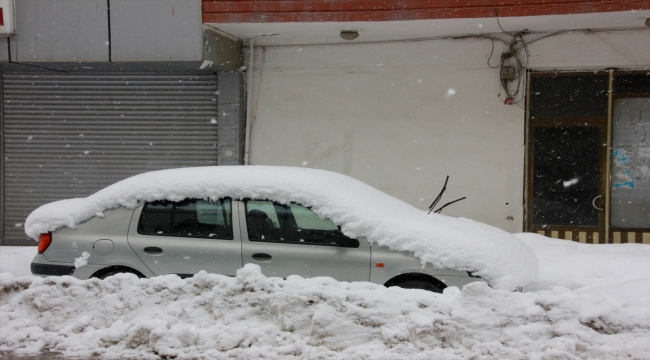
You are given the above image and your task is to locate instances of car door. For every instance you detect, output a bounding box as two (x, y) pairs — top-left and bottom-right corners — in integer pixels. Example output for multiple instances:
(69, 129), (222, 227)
(127, 198), (242, 277)
(239, 200), (371, 282)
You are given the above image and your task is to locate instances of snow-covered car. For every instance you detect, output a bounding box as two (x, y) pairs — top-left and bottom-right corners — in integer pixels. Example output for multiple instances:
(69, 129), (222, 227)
(26, 166), (538, 291)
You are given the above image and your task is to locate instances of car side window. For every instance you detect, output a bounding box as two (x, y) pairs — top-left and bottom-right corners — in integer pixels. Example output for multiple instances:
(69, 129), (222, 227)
(138, 199), (233, 240)
(245, 200), (358, 248)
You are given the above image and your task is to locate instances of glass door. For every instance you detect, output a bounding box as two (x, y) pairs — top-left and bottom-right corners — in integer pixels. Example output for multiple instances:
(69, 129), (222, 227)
(527, 72), (650, 244)
(526, 73), (609, 242)
(610, 96), (650, 243)
(527, 119), (607, 242)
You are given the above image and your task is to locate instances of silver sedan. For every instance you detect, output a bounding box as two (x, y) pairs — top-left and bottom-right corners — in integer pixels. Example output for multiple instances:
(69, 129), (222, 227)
(31, 197), (484, 292)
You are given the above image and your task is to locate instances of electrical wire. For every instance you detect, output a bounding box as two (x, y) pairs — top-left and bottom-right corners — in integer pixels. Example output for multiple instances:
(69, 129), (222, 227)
(486, 37), (502, 69)
(497, 32), (528, 106)
(494, 9), (516, 37)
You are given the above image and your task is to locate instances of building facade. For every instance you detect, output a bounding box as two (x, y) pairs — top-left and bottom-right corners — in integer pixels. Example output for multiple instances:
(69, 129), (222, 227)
(1, 0), (649, 245)
(0, 0), (245, 245)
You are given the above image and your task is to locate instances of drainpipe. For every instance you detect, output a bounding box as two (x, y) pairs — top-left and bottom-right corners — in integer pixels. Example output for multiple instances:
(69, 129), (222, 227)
(244, 38), (254, 165)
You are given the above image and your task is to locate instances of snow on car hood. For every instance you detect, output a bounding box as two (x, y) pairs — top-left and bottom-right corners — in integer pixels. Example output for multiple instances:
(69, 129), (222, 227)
(24, 166), (537, 289)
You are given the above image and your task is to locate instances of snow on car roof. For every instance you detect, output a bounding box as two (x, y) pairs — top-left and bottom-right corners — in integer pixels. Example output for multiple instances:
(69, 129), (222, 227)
(24, 166), (537, 289)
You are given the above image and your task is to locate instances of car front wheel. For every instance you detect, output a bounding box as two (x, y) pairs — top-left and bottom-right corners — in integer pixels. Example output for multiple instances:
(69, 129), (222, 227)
(391, 279), (443, 293)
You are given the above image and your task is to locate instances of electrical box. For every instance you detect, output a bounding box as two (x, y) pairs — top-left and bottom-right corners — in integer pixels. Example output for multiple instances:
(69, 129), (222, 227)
(0, 0), (15, 36)
(500, 65), (516, 81)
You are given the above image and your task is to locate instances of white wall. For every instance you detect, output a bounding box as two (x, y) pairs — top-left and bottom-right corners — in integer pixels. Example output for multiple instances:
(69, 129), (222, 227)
(247, 30), (650, 232)
(527, 30), (650, 70)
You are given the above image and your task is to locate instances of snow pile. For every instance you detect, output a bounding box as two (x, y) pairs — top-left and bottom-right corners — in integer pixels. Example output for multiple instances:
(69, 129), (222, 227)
(2, 236), (649, 359)
(24, 166), (536, 289)
(1, 263), (648, 360)
(0, 246), (35, 277)
(518, 233), (650, 302)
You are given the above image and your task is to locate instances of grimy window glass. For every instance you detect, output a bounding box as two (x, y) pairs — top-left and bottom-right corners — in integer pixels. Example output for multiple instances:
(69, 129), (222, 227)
(615, 74), (650, 95)
(530, 75), (608, 118)
(611, 98), (650, 229)
(532, 126), (602, 227)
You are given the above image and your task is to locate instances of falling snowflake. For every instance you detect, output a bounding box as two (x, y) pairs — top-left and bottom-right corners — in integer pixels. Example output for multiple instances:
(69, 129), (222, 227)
(444, 88), (457, 100)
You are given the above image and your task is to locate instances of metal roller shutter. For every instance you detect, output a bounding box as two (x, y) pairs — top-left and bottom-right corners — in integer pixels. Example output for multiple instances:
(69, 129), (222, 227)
(2, 73), (219, 245)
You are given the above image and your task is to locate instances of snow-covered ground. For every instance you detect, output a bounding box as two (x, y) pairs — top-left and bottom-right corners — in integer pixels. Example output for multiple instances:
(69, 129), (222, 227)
(0, 246), (35, 277)
(519, 233), (650, 302)
(1, 234), (649, 359)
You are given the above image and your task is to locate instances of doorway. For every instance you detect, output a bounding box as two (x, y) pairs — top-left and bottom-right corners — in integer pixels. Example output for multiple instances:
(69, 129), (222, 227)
(526, 72), (650, 244)
(526, 73), (608, 242)
(527, 119), (607, 242)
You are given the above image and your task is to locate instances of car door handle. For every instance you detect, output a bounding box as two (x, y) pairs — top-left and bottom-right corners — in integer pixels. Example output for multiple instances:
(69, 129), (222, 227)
(143, 247), (163, 254)
(251, 253), (272, 261)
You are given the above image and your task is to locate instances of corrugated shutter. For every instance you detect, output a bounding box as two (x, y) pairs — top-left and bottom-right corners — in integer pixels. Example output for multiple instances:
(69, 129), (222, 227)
(2, 73), (219, 245)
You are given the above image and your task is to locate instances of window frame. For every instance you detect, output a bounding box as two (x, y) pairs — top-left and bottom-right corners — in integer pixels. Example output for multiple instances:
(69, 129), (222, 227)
(526, 70), (650, 244)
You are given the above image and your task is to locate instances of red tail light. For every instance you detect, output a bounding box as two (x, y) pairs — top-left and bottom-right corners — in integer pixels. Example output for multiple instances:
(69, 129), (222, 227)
(38, 233), (52, 254)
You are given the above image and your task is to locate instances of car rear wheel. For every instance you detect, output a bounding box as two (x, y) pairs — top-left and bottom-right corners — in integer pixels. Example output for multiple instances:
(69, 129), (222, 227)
(95, 267), (144, 280)
(392, 279), (443, 293)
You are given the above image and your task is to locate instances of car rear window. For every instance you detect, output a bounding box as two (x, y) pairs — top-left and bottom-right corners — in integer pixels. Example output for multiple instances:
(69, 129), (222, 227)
(138, 199), (233, 240)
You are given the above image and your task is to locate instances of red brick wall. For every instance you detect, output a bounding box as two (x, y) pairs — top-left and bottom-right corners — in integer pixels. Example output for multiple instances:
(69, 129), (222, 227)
(202, 0), (650, 23)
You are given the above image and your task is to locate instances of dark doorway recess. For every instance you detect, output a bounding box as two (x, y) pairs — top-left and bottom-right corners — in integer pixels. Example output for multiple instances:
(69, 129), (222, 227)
(526, 71), (610, 242)
(532, 125), (603, 227)
(527, 119), (607, 241)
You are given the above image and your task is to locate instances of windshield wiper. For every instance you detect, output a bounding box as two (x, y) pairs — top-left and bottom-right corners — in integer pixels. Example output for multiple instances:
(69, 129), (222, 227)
(428, 176), (466, 214)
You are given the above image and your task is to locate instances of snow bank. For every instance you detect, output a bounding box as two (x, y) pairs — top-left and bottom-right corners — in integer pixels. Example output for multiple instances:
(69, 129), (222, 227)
(2, 234), (648, 359)
(0, 247), (35, 277)
(517, 233), (650, 302)
(24, 166), (536, 289)
(1, 264), (648, 360)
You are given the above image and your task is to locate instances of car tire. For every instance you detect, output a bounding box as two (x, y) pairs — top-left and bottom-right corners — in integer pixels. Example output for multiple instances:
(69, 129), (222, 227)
(392, 279), (444, 293)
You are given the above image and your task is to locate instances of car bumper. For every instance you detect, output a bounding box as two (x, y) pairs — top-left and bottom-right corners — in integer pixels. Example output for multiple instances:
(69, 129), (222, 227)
(31, 262), (75, 276)
(30, 254), (103, 279)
